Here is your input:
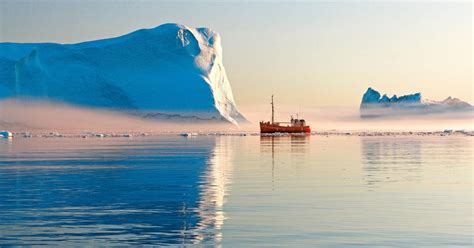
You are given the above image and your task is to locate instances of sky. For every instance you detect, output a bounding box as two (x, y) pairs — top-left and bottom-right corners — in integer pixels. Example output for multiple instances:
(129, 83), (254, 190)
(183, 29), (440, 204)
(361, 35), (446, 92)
(0, 0), (472, 108)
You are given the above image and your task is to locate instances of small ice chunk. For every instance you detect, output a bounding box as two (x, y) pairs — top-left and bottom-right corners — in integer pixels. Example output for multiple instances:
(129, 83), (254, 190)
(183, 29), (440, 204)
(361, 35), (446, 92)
(0, 130), (13, 138)
(180, 133), (198, 137)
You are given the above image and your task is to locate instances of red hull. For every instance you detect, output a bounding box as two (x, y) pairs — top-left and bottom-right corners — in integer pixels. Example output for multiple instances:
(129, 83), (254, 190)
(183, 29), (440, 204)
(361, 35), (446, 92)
(260, 122), (311, 133)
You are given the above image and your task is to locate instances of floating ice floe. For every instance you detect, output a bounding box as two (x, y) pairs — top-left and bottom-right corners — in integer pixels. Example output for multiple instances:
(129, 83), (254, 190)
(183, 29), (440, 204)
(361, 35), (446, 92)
(180, 133), (198, 137)
(0, 130), (13, 138)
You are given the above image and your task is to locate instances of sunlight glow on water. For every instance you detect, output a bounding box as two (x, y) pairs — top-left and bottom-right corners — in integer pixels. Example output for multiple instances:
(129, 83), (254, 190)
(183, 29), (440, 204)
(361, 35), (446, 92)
(0, 136), (472, 246)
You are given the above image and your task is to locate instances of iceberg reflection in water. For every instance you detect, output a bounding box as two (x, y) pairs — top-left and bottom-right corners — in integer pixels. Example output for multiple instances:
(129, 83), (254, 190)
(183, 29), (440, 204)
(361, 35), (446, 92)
(0, 135), (472, 246)
(0, 137), (232, 246)
(362, 138), (423, 186)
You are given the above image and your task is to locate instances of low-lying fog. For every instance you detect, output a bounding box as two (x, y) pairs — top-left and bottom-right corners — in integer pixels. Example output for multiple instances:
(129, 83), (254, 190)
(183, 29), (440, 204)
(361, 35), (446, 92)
(0, 99), (238, 134)
(240, 105), (473, 132)
(241, 105), (474, 131)
(0, 99), (472, 134)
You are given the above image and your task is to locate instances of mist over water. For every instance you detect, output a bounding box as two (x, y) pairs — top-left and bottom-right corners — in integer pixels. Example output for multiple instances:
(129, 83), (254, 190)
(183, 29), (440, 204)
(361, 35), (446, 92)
(240, 105), (474, 132)
(0, 99), (472, 133)
(0, 99), (238, 133)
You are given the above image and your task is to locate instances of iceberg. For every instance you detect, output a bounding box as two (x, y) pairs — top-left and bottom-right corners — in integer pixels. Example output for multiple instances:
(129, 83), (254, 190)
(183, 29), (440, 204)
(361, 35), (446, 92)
(360, 87), (473, 117)
(0, 23), (246, 124)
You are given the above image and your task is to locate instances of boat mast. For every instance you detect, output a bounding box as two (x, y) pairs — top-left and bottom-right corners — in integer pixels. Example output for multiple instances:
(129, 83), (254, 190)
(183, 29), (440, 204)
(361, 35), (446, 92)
(271, 95), (274, 124)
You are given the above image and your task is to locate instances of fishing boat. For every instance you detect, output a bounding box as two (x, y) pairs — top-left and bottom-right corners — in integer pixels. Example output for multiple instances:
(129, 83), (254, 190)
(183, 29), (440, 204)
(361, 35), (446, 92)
(260, 95), (311, 134)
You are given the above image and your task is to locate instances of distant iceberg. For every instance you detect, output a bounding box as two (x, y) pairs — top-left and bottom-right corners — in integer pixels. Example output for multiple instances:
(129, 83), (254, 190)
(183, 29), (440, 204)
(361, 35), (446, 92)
(0, 23), (246, 124)
(360, 87), (473, 117)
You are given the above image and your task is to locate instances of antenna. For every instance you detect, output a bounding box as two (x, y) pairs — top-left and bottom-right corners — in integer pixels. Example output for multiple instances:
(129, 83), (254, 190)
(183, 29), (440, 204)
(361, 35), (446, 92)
(271, 95), (274, 124)
(297, 105), (301, 119)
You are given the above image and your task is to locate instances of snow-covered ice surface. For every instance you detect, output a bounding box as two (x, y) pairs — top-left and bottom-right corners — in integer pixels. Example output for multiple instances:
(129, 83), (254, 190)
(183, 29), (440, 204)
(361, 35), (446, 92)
(360, 87), (473, 117)
(0, 23), (246, 124)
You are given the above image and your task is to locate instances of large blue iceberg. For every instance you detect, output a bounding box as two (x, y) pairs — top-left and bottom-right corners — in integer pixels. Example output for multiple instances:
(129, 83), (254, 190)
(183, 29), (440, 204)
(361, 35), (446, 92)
(0, 23), (246, 124)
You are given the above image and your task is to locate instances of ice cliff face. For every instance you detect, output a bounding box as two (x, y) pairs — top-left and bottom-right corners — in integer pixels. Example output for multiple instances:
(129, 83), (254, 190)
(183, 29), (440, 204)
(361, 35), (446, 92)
(0, 23), (246, 124)
(360, 87), (472, 117)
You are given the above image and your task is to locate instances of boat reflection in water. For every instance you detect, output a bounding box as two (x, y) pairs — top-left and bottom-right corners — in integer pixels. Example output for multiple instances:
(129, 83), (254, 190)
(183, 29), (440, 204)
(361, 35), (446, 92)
(259, 135), (310, 187)
(260, 135), (310, 154)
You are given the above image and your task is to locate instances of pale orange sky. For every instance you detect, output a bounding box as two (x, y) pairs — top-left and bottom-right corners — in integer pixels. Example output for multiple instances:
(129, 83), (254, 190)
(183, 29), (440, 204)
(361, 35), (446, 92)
(1, 1), (472, 107)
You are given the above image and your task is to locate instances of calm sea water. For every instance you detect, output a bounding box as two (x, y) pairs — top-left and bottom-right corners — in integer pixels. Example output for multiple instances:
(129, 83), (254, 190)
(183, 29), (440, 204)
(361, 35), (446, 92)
(0, 135), (472, 247)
